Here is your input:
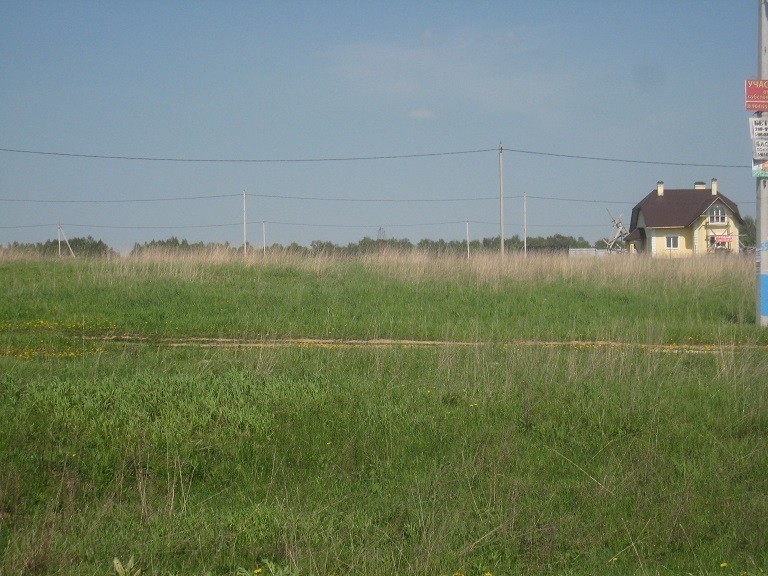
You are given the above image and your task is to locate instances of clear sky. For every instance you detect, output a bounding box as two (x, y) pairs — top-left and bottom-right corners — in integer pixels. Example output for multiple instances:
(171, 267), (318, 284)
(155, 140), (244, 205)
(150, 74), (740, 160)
(0, 1), (759, 253)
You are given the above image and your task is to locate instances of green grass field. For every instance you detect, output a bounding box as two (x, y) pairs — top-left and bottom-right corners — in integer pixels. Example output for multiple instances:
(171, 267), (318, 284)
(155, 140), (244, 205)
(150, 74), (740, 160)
(1, 252), (767, 575)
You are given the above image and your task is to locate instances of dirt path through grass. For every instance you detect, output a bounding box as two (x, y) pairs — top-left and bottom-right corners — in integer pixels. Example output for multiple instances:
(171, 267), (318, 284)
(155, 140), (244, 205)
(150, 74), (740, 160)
(94, 334), (768, 354)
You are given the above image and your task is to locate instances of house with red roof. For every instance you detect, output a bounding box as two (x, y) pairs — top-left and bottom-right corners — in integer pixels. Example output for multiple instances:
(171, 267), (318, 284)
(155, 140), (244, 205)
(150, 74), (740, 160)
(624, 179), (744, 256)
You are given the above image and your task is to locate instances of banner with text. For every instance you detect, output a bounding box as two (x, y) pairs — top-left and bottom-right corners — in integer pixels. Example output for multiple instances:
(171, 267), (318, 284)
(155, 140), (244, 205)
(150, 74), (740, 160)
(746, 79), (768, 110)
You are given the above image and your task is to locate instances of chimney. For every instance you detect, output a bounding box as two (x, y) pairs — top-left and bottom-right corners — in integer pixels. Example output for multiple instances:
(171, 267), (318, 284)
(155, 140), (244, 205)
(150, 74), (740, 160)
(656, 181), (664, 197)
(694, 181), (706, 190)
(711, 178), (718, 195)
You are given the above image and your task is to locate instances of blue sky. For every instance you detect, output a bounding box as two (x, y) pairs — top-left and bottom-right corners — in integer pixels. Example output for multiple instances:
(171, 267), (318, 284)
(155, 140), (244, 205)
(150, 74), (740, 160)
(0, 1), (758, 252)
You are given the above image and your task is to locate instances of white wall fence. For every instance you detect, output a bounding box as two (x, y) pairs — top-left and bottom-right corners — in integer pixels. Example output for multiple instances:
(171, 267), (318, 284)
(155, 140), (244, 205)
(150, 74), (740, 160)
(568, 248), (610, 258)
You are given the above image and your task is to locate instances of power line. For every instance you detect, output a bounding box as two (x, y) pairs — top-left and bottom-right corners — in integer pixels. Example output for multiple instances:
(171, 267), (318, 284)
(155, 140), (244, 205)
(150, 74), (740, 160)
(0, 147), (496, 162)
(0, 192), (513, 204)
(248, 193), (500, 202)
(0, 219), (607, 232)
(57, 222), (242, 230)
(527, 195), (634, 205)
(2, 191), (755, 208)
(0, 223), (56, 229)
(502, 147), (750, 169)
(0, 145), (751, 168)
(0, 193), (240, 203)
(1, 192), (755, 205)
(265, 220), (472, 229)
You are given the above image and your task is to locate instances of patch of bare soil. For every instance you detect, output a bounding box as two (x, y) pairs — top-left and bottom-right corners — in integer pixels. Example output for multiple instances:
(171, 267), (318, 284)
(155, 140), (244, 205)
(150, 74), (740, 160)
(91, 334), (768, 354)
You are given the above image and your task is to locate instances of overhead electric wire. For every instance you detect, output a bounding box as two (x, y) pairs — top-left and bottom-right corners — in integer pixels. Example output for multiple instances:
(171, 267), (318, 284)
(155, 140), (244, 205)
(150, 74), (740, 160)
(0, 145), (751, 168)
(527, 195), (634, 205)
(0, 192), (641, 205)
(0, 219), (606, 231)
(501, 147), (750, 169)
(0, 223), (56, 229)
(0, 143), (753, 241)
(0, 147), (496, 162)
(61, 222), (242, 230)
(0, 193), (241, 203)
(265, 220), (473, 229)
(0, 192), (510, 204)
(248, 193), (501, 202)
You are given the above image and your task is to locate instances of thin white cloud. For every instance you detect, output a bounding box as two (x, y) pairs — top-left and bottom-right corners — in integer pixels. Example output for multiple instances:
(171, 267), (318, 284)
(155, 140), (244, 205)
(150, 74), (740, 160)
(326, 26), (576, 115)
(409, 107), (434, 119)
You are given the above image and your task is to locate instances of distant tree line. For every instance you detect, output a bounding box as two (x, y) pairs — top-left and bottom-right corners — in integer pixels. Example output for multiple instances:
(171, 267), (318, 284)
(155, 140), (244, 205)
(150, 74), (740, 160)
(3, 222), (757, 258)
(308, 234), (594, 256)
(130, 236), (238, 255)
(3, 236), (118, 258)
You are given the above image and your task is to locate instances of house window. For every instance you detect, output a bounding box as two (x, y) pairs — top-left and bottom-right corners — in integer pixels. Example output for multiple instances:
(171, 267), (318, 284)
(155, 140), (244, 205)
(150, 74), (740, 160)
(665, 236), (679, 249)
(709, 235), (732, 250)
(709, 206), (726, 224)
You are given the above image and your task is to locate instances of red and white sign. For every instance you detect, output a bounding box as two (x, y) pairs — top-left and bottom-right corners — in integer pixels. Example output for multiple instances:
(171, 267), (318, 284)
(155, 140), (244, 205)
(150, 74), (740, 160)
(715, 235), (733, 243)
(746, 79), (768, 111)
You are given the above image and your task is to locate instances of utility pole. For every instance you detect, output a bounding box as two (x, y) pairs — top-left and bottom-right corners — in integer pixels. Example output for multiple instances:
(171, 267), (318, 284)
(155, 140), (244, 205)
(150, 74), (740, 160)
(465, 221), (470, 259)
(58, 225), (75, 257)
(758, 0), (768, 326)
(499, 142), (504, 258)
(523, 190), (528, 257)
(243, 190), (247, 257)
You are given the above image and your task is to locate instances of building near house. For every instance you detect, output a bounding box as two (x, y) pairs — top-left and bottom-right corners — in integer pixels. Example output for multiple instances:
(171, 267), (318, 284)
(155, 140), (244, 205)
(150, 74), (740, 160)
(625, 179), (744, 256)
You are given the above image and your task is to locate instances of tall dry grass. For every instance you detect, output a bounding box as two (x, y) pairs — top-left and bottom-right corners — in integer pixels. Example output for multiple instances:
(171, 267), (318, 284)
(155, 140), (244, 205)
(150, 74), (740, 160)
(358, 249), (755, 292)
(3, 244), (755, 299)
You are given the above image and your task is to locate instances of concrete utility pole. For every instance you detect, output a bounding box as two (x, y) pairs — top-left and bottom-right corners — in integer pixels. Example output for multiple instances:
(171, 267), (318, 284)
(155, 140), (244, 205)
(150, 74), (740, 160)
(465, 221), (471, 259)
(243, 190), (247, 257)
(758, 0), (768, 326)
(57, 225), (75, 257)
(499, 142), (504, 258)
(523, 190), (528, 257)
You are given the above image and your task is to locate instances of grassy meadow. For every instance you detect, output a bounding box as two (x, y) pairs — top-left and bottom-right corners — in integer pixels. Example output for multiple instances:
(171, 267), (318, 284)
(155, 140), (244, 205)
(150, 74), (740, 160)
(1, 250), (767, 575)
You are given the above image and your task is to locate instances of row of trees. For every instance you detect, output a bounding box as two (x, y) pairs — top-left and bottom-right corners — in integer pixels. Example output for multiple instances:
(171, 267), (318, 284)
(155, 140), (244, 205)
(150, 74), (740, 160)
(2, 219), (758, 257)
(131, 237), (237, 254)
(1, 234), (596, 257)
(309, 233), (594, 256)
(3, 236), (118, 258)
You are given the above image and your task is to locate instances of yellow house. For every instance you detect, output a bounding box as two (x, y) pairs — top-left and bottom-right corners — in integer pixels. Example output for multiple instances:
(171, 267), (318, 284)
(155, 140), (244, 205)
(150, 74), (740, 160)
(624, 179), (744, 257)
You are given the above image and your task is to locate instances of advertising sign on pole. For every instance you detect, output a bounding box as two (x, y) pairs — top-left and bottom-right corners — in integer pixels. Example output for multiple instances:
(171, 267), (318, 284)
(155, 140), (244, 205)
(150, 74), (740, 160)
(750, 117), (768, 160)
(746, 79), (768, 110)
(753, 139), (768, 159)
(753, 159), (768, 178)
(750, 116), (768, 138)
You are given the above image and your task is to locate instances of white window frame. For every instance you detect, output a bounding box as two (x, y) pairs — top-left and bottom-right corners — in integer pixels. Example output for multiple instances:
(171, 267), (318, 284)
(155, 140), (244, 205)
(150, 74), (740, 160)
(709, 206), (727, 224)
(665, 235), (679, 250)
